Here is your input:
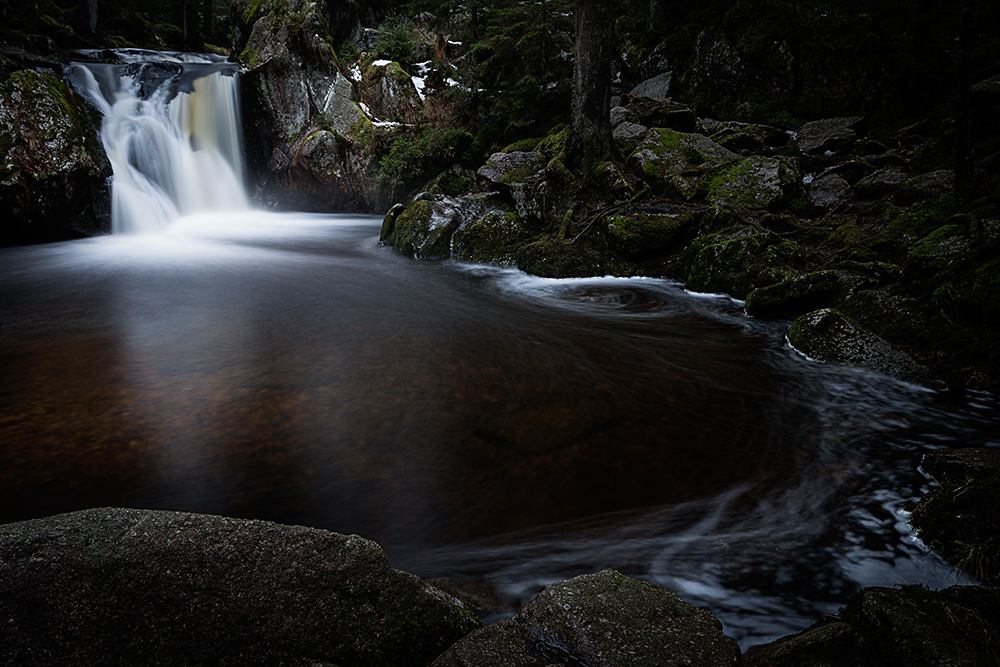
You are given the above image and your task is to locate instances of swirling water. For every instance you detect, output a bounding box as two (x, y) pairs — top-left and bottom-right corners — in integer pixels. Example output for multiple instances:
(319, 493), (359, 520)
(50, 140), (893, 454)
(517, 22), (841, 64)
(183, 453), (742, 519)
(1, 213), (998, 649)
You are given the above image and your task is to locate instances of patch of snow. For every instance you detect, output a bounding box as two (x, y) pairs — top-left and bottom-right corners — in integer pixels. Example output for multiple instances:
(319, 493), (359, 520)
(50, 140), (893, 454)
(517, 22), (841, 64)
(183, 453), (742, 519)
(803, 173), (815, 185)
(348, 64), (361, 82)
(372, 59), (392, 67)
(412, 76), (427, 100)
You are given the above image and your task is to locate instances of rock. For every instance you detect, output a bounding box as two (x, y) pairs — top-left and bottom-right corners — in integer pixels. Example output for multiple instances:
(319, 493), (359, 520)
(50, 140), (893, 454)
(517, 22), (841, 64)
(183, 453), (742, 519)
(809, 173), (853, 206)
(612, 121), (649, 149)
(609, 105), (639, 127)
(0, 69), (111, 243)
(431, 569), (741, 667)
(745, 270), (845, 318)
(855, 168), (911, 198)
(606, 211), (697, 258)
(380, 202), (406, 242)
(364, 60), (423, 121)
(385, 194), (467, 259)
(452, 204), (530, 266)
(685, 228), (804, 299)
(744, 585), (1000, 667)
(702, 119), (788, 152)
(706, 155), (800, 209)
(796, 117), (863, 154)
(476, 151), (544, 191)
(787, 308), (929, 384)
(920, 447), (1000, 486)
(629, 128), (740, 199)
(232, 0), (388, 212)
(629, 71), (672, 103)
(630, 99), (699, 133)
(895, 170), (955, 206)
(910, 448), (1000, 583)
(0, 508), (481, 666)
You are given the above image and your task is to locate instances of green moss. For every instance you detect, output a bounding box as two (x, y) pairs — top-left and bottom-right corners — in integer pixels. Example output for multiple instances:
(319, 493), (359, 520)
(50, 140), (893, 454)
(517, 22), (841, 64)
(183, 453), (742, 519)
(909, 223), (965, 259)
(390, 200), (432, 256)
(502, 137), (543, 153)
(686, 229), (804, 299)
(452, 209), (529, 265)
(516, 238), (601, 278)
(606, 212), (696, 258)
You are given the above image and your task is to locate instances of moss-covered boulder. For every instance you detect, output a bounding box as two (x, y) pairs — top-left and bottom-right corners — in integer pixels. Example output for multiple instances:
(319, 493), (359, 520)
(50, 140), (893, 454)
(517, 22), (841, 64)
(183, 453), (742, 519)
(516, 238), (603, 278)
(363, 60), (423, 122)
(0, 68), (111, 244)
(685, 227), (803, 299)
(606, 211), (697, 258)
(384, 195), (464, 259)
(0, 508), (482, 666)
(787, 308), (929, 384)
(431, 569), (740, 667)
(452, 206), (530, 266)
(745, 270), (846, 318)
(700, 118), (788, 153)
(628, 128), (740, 199)
(911, 448), (1000, 584)
(705, 155), (801, 209)
(744, 585), (1000, 667)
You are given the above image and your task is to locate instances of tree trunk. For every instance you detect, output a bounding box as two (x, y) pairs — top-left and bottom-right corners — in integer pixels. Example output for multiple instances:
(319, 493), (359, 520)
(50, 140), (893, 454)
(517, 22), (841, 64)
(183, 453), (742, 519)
(87, 0), (98, 33)
(570, 0), (614, 173)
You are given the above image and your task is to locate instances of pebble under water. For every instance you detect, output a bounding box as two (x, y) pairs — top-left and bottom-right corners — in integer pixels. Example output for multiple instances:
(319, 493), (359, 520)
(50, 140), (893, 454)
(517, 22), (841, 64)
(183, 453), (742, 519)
(1, 212), (998, 648)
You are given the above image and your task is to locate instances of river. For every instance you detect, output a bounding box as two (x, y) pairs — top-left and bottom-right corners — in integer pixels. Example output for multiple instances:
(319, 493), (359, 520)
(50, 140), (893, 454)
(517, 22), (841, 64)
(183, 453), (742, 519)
(2, 211), (997, 647)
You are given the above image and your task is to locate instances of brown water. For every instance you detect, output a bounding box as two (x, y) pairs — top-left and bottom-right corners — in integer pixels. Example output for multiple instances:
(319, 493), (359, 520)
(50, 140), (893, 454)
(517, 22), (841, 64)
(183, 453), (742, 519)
(1, 211), (997, 647)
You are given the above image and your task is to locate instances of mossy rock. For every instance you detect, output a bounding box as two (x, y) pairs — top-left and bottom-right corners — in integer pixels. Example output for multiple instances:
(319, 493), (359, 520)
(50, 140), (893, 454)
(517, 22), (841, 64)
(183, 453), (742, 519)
(0, 68), (111, 243)
(745, 270), (845, 318)
(606, 211), (697, 258)
(517, 238), (602, 278)
(388, 197), (459, 259)
(685, 228), (804, 299)
(787, 308), (929, 384)
(628, 128), (741, 200)
(452, 208), (530, 266)
(704, 155), (801, 209)
(432, 569), (740, 667)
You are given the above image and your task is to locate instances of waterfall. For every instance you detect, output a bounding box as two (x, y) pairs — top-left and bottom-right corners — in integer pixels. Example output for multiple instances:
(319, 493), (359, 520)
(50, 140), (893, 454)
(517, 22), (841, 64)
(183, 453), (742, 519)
(69, 50), (249, 234)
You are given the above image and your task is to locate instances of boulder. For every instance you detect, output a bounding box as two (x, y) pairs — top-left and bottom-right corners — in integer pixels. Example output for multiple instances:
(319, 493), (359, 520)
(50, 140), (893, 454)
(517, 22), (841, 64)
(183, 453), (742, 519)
(232, 0), (388, 212)
(706, 155), (800, 209)
(685, 228), (804, 299)
(612, 121), (649, 149)
(809, 173), (853, 206)
(364, 60), (423, 122)
(606, 211), (697, 258)
(787, 308), (929, 384)
(431, 569), (741, 667)
(744, 585), (1000, 667)
(629, 128), (740, 199)
(895, 170), (955, 206)
(452, 204), (531, 266)
(630, 71), (672, 103)
(745, 270), (846, 318)
(476, 151), (546, 220)
(854, 168), (911, 199)
(0, 508), (481, 666)
(796, 117), (863, 154)
(701, 119), (788, 152)
(381, 192), (470, 259)
(0, 69), (111, 244)
(609, 105), (639, 127)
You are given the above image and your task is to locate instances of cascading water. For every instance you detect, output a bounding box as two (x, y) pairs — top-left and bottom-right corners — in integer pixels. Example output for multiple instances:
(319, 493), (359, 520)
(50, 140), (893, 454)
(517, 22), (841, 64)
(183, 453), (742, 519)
(68, 50), (249, 233)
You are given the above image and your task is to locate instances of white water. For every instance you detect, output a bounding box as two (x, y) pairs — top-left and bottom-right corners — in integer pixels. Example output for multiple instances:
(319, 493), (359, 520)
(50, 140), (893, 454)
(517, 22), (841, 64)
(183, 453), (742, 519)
(69, 51), (248, 234)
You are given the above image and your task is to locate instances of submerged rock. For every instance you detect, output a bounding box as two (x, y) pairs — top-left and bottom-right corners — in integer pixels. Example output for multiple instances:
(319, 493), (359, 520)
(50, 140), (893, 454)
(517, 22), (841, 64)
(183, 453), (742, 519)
(0, 508), (481, 666)
(0, 69), (111, 243)
(431, 569), (740, 667)
(787, 308), (929, 384)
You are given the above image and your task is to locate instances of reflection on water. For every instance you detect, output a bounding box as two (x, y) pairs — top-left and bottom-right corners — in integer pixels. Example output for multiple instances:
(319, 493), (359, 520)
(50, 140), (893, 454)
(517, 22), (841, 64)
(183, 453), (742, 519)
(1, 212), (998, 648)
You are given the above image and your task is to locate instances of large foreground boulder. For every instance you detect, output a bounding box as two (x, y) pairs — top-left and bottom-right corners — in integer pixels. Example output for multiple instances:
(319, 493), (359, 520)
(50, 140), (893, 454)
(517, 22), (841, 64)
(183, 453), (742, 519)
(431, 569), (740, 667)
(0, 508), (481, 666)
